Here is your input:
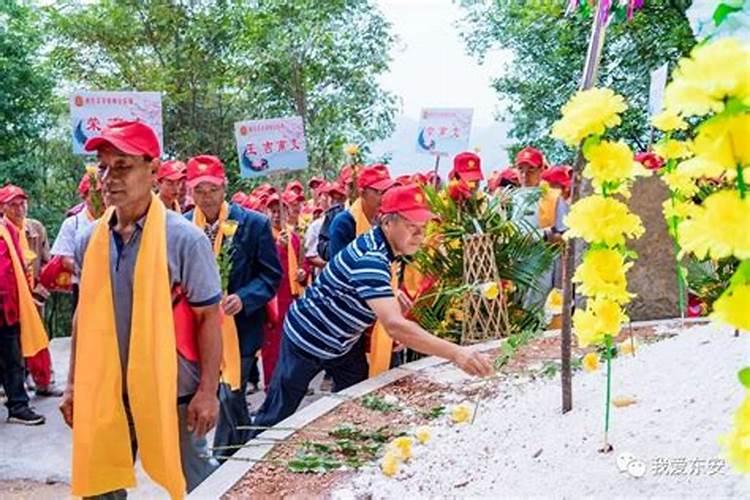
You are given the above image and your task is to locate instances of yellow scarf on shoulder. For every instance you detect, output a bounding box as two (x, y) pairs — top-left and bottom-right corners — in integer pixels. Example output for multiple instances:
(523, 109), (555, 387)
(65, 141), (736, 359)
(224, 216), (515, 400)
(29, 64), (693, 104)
(538, 187), (561, 229)
(73, 196), (184, 499)
(0, 223), (48, 357)
(4, 217), (36, 284)
(350, 199), (395, 377)
(191, 202), (241, 390)
(272, 224), (303, 297)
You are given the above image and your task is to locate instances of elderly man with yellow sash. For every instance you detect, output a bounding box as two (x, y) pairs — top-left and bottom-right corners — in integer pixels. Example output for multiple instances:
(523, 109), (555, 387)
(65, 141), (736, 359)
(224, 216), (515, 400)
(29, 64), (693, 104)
(59, 121), (224, 498)
(0, 214), (48, 425)
(157, 160), (187, 212)
(250, 184), (493, 436)
(183, 154), (282, 461)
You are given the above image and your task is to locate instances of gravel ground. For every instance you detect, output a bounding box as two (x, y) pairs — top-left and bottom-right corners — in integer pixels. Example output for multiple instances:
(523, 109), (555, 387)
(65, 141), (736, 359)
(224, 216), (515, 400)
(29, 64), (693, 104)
(333, 322), (750, 499)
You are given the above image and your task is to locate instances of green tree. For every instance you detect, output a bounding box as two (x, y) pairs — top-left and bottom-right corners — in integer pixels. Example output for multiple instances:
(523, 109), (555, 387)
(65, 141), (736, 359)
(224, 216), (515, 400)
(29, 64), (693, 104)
(458, 0), (695, 163)
(46, 0), (397, 188)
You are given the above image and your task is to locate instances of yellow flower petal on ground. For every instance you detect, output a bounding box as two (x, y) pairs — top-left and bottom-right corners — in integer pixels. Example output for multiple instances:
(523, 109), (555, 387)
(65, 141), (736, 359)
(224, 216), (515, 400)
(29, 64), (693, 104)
(573, 299), (627, 348)
(582, 352), (600, 373)
(679, 190), (750, 260)
(651, 109), (688, 132)
(388, 436), (413, 461)
(654, 139), (693, 161)
(551, 88), (628, 147)
(583, 140), (648, 188)
(573, 248), (634, 304)
(712, 283), (750, 331)
(415, 426), (432, 445)
(381, 451), (401, 477)
(451, 403), (473, 424)
(720, 392), (750, 473)
(564, 196), (644, 246)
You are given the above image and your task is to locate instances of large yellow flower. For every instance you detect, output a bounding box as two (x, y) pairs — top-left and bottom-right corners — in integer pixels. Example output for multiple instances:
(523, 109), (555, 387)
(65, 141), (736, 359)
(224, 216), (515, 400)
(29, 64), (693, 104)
(551, 88), (628, 147)
(720, 392), (750, 473)
(662, 198), (701, 221)
(679, 190), (750, 260)
(653, 139), (693, 161)
(573, 298), (627, 348)
(564, 196), (645, 246)
(573, 248), (634, 303)
(691, 113), (750, 172)
(664, 38), (750, 118)
(651, 109), (688, 132)
(712, 283), (750, 331)
(677, 156), (728, 181)
(662, 170), (700, 198)
(583, 140), (649, 188)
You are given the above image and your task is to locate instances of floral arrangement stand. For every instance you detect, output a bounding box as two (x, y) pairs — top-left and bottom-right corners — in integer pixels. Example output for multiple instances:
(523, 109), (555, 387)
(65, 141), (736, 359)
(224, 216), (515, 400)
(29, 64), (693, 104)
(460, 233), (510, 344)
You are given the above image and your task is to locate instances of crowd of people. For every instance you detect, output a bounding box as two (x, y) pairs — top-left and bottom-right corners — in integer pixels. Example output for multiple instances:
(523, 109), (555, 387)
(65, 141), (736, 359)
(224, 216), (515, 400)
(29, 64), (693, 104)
(0, 119), (571, 498)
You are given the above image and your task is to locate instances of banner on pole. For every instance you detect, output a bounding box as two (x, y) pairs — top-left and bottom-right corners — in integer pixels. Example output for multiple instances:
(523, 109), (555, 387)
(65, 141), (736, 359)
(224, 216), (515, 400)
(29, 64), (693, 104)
(234, 116), (308, 178)
(648, 63), (669, 116)
(70, 91), (163, 155)
(416, 108), (473, 157)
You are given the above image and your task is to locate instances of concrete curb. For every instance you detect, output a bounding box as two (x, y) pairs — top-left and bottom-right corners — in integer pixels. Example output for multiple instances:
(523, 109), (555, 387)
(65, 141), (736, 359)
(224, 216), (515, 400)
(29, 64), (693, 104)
(189, 317), (707, 498)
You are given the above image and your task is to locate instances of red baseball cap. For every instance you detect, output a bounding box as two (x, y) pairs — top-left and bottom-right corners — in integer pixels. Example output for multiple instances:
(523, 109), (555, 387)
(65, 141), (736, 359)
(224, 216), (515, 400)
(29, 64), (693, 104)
(0, 185), (27, 204)
(339, 164), (354, 184)
(241, 194), (262, 211)
(451, 152), (483, 182)
(411, 173), (429, 185)
(186, 155), (226, 188)
(380, 184), (434, 223)
(357, 164), (394, 191)
(282, 190), (305, 206)
(158, 160), (187, 182)
(308, 176), (324, 189)
(286, 180), (304, 194)
(254, 183), (277, 195)
(84, 120), (161, 159)
(394, 174), (412, 187)
(231, 191), (248, 205)
(542, 165), (572, 189)
(264, 192), (281, 208)
(515, 147), (545, 170)
(326, 181), (347, 198)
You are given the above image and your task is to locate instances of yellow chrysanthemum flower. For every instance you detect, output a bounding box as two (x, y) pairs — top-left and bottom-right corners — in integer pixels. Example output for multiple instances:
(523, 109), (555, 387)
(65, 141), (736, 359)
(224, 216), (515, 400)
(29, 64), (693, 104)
(220, 220), (239, 238)
(344, 143), (360, 156)
(451, 403), (473, 424)
(573, 298), (628, 348)
(664, 38), (750, 118)
(676, 156), (728, 180)
(564, 196), (645, 246)
(573, 248), (634, 304)
(651, 109), (688, 132)
(653, 139), (693, 161)
(381, 451), (401, 477)
(662, 198), (701, 221)
(583, 140), (649, 188)
(720, 392), (750, 473)
(388, 436), (413, 461)
(712, 283), (750, 331)
(662, 171), (700, 198)
(415, 426), (432, 445)
(545, 288), (563, 315)
(480, 282), (499, 300)
(679, 190), (750, 260)
(582, 352), (600, 373)
(551, 88), (628, 147)
(692, 112), (750, 172)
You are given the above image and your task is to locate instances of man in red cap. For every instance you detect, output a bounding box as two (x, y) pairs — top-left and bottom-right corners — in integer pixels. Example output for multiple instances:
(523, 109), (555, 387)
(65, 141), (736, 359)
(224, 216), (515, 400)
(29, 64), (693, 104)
(250, 184), (492, 434)
(487, 168), (520, 194)
(449, 152), (483, 187)
(260, 192), (308, 389)
(183, 154), (282, 461)
(157, 160), (187, 212)
(0, 185), (59, 397)
(315, 178), (350, 263)
(61, 120), (224, 497)
(328, 164), (395, 258)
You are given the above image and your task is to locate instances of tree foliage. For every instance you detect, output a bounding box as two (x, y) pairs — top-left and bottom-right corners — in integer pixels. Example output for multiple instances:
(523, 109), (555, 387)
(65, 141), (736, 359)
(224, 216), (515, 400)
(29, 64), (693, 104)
(458, 0), (696, 163)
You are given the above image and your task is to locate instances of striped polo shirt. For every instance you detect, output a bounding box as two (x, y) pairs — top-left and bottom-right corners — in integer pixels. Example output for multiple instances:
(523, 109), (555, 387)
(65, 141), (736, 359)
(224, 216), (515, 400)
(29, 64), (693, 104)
(284, 226), (395, 359)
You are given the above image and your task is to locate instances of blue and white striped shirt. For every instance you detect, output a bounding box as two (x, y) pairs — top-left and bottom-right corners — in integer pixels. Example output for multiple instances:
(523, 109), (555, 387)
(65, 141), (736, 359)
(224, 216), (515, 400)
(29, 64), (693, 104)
(284, 226), (395, 359)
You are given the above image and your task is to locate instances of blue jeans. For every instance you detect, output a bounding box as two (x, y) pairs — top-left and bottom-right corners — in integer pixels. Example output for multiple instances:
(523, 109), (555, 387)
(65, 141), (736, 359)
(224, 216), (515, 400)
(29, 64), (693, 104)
(252, 334), (368, 435)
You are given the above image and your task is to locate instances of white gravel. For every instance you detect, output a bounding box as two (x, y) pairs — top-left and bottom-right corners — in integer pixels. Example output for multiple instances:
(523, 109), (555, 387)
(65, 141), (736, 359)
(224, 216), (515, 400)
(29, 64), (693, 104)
(333, 322), (750, 498)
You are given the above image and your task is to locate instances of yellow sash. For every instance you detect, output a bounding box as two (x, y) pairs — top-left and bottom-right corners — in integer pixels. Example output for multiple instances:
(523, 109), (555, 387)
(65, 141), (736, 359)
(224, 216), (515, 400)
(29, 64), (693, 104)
(0, 223), (48, 357)
(73, 196), (184, 498)
(539, 188), (561, 229)
(5, 217), (36, 283)
(349, 199), (395, 377)
(191, 202), (241, 390)
(272, 225), (303, 297)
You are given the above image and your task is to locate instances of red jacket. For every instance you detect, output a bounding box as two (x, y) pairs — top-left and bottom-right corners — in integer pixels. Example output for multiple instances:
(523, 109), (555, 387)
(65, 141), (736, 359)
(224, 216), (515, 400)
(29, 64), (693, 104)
(0, 222), (23, 327)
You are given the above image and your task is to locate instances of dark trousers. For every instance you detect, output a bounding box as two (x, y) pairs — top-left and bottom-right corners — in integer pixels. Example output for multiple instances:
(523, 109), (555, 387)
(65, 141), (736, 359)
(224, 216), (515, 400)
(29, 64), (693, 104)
(212, 356), (256, 459)
(0, 324), (30, 414)
(252, 334), (368, 435)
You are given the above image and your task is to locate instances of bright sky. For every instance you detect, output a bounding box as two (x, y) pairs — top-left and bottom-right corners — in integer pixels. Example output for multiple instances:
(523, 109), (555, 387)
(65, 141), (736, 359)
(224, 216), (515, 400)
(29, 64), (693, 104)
(375, 0), (509, 127)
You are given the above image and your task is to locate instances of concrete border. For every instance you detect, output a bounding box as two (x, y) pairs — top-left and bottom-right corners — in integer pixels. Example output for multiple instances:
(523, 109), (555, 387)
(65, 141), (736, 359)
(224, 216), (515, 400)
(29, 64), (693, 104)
(189, 317), (708, 498)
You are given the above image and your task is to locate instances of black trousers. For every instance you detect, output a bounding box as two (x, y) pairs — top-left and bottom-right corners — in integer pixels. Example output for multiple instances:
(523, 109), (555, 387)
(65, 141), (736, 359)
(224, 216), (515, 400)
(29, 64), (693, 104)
(212, 355), (256, 459)
(0, 323), (30, 414)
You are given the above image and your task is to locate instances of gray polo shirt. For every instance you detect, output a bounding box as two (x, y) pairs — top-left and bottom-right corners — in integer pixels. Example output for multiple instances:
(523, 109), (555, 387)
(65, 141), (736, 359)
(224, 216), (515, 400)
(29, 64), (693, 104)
(74, 208), (222, 398)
